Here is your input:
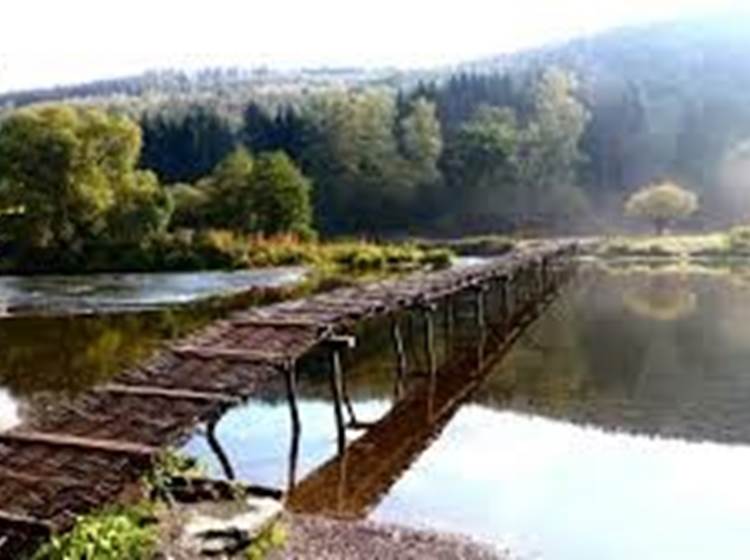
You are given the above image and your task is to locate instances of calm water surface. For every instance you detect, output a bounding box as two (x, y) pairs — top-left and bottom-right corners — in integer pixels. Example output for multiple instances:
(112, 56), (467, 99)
(183, 263), (750, 560)
(0, 268), (304, 429)
(0, 268), (304, 316)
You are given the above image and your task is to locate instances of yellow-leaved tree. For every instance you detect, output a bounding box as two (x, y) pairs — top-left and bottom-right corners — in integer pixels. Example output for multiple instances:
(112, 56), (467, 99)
(625, 181), (698, 235)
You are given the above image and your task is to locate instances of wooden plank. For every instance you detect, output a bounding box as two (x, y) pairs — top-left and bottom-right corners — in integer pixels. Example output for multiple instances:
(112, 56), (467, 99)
(96, 384), (241, 404)
(322, 335), (357, 350)
(231, 317), (328, 330)
(0, 466), (84, 488)
(0, 510), (54, 535)
(170, 345), (292, 366)
(0, 431), (159, 458)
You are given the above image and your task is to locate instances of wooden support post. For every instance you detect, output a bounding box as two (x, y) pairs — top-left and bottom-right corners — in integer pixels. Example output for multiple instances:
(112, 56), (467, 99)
(283, 362), (301, 437)
(287, 419), (301, 494)
(330, 349), (346, 456)
(423, 306), (437, 381)
(206, 416), (235, 481)
(422, 306), (438, 421)
(474, 286), (486, 330)
(281, 360), (301, 492)
(444, 297), (454, 357)
(391, 319), (407, 399)
(500, 277), (509, 335)
(325, 336), (356, 456)
(541, 257), (549, 293)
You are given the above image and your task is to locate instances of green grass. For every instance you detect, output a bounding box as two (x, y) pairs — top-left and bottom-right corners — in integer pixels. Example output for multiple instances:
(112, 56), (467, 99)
(416, 235), (515, 257)
(0, 230), (455, 275)
(244, 522), (288, 560)
(597, 233), (730, 259)
(241, 235), (454, 273)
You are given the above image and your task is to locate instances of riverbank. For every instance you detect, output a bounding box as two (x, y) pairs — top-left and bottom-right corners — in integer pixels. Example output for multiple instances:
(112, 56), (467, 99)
(267, 515), (507, 560)
(592, 230), (750, 260)
(0, 235), (453, 276)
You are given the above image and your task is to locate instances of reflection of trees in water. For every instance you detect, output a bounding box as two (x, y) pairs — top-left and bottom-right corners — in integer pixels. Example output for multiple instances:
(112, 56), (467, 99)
(0, 289), (284, 399)
(622, 275), (697, 321)
(477, 296), (594, 413)
(0, 309), (208, 397)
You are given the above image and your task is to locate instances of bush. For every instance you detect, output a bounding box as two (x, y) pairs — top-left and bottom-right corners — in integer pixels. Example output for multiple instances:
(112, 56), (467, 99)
(33, 505), (157, 560)
(728, 225), (750, 253)
(420, 248), (454, 268)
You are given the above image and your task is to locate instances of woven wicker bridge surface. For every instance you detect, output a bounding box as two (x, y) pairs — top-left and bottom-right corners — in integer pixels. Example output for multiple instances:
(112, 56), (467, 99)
(0, 240), (579, 556)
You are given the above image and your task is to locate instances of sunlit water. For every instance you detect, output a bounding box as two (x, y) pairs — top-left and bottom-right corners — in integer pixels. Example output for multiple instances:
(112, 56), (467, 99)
(183, 263), (750, 560)
(0, 268), (305, 316)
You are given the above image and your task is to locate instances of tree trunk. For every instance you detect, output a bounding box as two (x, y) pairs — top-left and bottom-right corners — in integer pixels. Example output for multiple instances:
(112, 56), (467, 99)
(654, 219), (667, 236)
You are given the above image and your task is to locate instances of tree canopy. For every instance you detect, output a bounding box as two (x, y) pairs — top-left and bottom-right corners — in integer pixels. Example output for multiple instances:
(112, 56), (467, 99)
(625, 181), (698, 234)
(0, 105), (171, 254)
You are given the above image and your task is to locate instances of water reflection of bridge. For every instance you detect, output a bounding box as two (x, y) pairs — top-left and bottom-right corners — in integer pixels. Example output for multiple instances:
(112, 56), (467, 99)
(286, 286), (562, 518)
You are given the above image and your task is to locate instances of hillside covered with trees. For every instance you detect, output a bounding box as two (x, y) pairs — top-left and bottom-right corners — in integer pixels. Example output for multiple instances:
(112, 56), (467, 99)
(2, 12), (750, 271)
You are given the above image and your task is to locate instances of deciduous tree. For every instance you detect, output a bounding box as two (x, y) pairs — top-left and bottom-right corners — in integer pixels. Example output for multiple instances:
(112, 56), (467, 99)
(625, 181), (698, 234)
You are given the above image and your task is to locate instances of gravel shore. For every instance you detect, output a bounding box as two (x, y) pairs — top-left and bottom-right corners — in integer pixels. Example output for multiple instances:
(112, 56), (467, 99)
(268, 514), (508, 560)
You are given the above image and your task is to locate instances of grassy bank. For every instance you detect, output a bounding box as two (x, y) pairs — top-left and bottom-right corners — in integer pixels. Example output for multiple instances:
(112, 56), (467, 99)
(0, 232), (454, 276)
(594, 229), (750, 260)
(415, 235), (515, 257)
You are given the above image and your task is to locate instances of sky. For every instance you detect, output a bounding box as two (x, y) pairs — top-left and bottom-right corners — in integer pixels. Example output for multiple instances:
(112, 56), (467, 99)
(0, 0), (743, 93)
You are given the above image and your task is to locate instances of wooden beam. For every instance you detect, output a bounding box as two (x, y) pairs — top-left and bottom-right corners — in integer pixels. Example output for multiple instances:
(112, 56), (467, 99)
(0, 431), (159, 458)
(171, 345), (290, 366)
(0, 510), (53, 535)
(96, 384), (241, 405)
(231, 317), (327, 330)
(322, 335), (357, 351)
(0, 466), (84, 488)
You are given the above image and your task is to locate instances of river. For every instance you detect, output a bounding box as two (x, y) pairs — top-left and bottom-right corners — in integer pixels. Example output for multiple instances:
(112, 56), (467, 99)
(182, 261), (750, 560)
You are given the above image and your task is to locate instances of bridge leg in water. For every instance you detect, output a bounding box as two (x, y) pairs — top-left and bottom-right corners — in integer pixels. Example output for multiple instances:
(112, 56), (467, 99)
(206, 414), (236, 481)
(444, 297), (454, 356)
(499, 276), (510, 337)
(421, 303), (438, 420)
(283, 361), (301, 491)
(391, 318), (408, 399)
(473, 285), (488, 368)
(325, 336), (356, 456)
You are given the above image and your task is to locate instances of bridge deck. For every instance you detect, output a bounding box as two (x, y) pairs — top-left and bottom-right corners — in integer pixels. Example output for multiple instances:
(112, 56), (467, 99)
(0, 240), (578, 556)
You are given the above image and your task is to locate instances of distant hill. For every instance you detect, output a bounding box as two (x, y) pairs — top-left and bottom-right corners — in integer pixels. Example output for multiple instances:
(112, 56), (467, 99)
(0, 66), (407, 110)
(4, 12), (748, 114)
(3, 11), (750, 222)
(460, 12), (750, 200)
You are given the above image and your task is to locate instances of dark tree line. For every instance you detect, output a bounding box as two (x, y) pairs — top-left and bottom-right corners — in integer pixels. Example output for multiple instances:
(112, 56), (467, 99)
(135, 68), (590, 236)
(7, 12), (750, 236)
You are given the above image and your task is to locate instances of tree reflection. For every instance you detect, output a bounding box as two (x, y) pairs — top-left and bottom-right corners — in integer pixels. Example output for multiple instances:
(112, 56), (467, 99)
(623, 275), (697, 321)
(0, 309), (207, 397)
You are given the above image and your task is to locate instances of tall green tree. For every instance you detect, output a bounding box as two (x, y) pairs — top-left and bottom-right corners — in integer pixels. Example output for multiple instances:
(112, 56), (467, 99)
(250, 151), (313, 238)
(442, 105), (521, 231)
(0, 105), (170, 253)
(400, 98), (443, 184)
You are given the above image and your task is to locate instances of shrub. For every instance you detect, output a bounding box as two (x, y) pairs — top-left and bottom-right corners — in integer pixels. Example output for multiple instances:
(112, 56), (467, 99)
(728, 225), (750, 253)
(33, 505), (157, 560)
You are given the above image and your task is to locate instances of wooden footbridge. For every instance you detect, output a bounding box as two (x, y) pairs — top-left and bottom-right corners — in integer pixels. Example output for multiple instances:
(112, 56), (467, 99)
(0, 241), (579, 557)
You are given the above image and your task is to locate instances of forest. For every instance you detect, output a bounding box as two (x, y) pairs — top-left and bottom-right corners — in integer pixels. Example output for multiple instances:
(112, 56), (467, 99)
(2, 13), (750, 271)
